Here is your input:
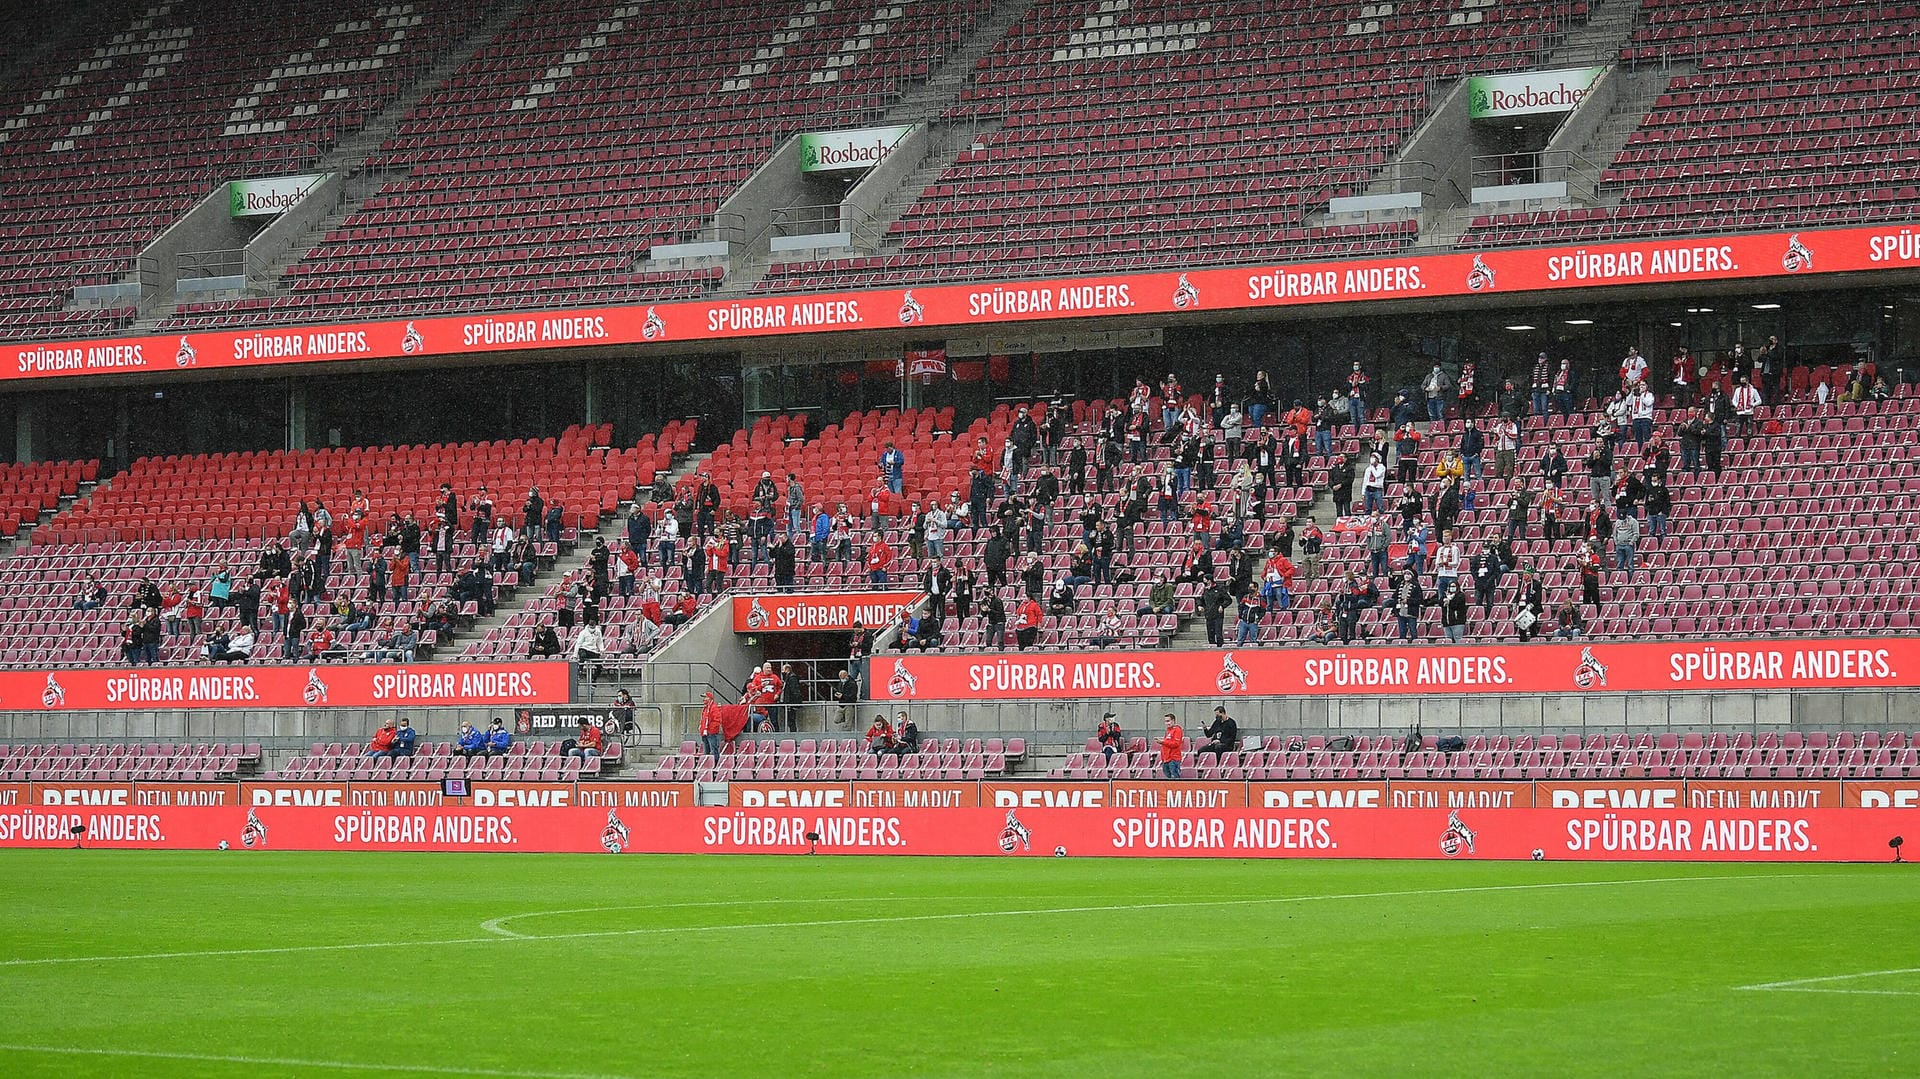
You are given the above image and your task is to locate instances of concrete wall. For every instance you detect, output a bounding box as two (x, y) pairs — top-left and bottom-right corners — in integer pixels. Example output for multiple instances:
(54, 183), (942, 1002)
(1541, 64), (1620, 158)
(1387, 79), (1474, 210)
(244, 172), (345, 286)
(138, 186), (260, 298)
(713, 137), (814, 258)
(840, 123), (927, 247)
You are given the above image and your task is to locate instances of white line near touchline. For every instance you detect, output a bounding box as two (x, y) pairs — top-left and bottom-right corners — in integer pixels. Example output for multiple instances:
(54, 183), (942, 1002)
(1735, 967), (1920, 995)
(0, 1043), (635, 1079)
(0, 871), (1826, 968)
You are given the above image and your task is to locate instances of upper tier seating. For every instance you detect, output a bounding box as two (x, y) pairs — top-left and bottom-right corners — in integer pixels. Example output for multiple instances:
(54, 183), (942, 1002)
(1462, 0), (1920, 246)
(0, 0), (480, 342)
(0, 460), (99, 540)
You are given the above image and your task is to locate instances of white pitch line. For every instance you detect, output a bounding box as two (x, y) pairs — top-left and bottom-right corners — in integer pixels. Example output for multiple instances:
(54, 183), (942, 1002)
(0, 1043), (635, 1079)
(0, 872), (1826, 969)
(1736, 967), (1920, 994)
(479, 895), (1057, 938)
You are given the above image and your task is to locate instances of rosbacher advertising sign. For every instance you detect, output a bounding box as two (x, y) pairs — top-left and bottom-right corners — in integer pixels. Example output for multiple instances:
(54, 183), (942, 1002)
(1468, 66), (1604, 119)
(229, 173), (329, 218)
(798, 125), (910, 173)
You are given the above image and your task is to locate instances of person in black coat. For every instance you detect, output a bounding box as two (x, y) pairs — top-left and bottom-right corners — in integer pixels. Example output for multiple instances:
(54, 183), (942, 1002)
(983, 528), (1011, 588)
(1201, 580), (1232, 646)
(923, 560), (953, 623)
(1199, 706), (1239, 757)
(770, 531), (796, 591)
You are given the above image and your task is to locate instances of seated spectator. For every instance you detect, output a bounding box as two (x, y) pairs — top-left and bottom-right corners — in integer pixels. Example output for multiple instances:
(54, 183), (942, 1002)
(456, 722), (486, 758)
(68, 574), (104, 611)
(1199, 706), (1239, 757)
(531, 620), (562, 658)
(572, 623), (604, 681)
(864, 714), (895, 754)
(1138, 572), (1176, 617)
(210, 626), (254, 663)
(307, 621), (335, 661)
(389, 717), (418, 758)
(485, 717), (512, 756)
(1555, 602), (1586, 640)
(1047, 575), (1077, 616)
(567, 718), (603, 759)
(365, 720), (398, 757)
(1088, 611), (1124, 648)
(365, 621), (417, 664)
(888, 711), (921, 757)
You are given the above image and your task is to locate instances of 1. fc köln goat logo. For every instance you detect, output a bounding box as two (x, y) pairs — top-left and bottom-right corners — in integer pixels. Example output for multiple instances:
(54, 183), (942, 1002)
(175, 336), (198, 366)
(642, 306), (666, 340)
(1466, 255), (1496, 291)
(1573, 647), (1610, 689)
(887, 658), (918, 698)
(1172, 273), (1200, 309)
(1438, 811), (1477, 857)
(898, 290), (925, 324)
(997, 809), (1032, 853)
(600, 808), (631, 853)
(1783, 234), (1812, 272)
(303, 668), (330, 704)
(240, 808), (269, 848)
(401, 321), (425, 354)
(41, 674), (66, 708)
(1216, 651), (1249, 693)
(745, 596), (770, 630)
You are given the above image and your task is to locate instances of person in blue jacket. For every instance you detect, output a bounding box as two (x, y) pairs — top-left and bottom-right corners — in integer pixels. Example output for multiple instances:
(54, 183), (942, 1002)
(485, 717), (513, 756)
(456, 721), (486, 758)
(389, 717), (418, 758)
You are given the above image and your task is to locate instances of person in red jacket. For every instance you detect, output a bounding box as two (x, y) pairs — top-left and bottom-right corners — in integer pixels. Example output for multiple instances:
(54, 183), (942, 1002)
(867, 536), (894, 585)
(1015, 595), (1043, 650)
(864, 714), (895, 754)
(1159, 713), (1185, 779)
(568, 718), (604, 759)
(698, 698), (725, 758)
(704, 533), (728, 594)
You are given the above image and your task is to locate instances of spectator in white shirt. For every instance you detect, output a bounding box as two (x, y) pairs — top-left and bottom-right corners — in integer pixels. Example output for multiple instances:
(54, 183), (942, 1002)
(1629, 382), (1657, 445)
(1620, 346), (1648, 388)
(1731, 376), (1763, 436)
(1362, 454), (1388, 514)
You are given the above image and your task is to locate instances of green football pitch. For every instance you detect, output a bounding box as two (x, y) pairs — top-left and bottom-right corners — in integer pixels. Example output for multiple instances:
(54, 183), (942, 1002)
(0, 852), (1914, 1077)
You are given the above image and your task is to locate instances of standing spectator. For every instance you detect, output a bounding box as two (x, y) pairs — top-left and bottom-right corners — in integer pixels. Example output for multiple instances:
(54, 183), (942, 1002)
(1552, 358), (1576, 416)
(1620, 346), (1649, 389)
(785, 473), (806, 537)
(1367, 515), (1391, 578)
(1159, 713), (1185, 779)
(388, 552), (410, 605)
(1440, 581), (1468, 643)
(983, 590), (1007, 649)
(1201, 579), (1231, 646)
(880, 441), (906, 495)
(1096, 713), (1124, 761)
(771, 530), (796, 591)
(1731, 375), (1763, 437)
(1422, 363), (1451, 422)
(703, 532), (729, 595)
(1235, 591), (1264, 644)
(1014, 594), (1043, 650)
(1529, 352), (1553, 416)
(1459, 418), (1485, 480)
(1491, 416), (1519, 479)
(1579, 543), (1604, 611)
(1670, 346), (1693, 407)
(866, 534), (893, 585)
(809, 504), (831, 565)
(1645, 476), (1672, 541)
(1361, 454), (1387, 514)
(833, 668), (860, 729)
(1613, 512), (1641, 581)
(1390, 568), (1424, 641)
(924, 559), (952, 624)
(1346, 362), (1370, 427)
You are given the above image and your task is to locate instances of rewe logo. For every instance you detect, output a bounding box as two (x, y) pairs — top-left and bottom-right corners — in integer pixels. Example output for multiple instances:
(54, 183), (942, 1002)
(992, 788), (1103, 809)
(1550, 788), (1679, 810)
(251, 787), (344, 807)
(40, 788), (129, 806)
(1860, 788), (1918, 809)
(1262, 787), (1380, 809)
(475, 788), (570, 807)
(739, 788), (847, 808)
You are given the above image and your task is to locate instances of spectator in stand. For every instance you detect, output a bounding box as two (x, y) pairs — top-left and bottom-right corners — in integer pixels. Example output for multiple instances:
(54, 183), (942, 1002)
(544, 500), (565, 544)
(531, 619), (562, 658)
(1261, 551), (1295, 612)
(1701, 388), (1728, 475)
(1393, 423), (1422, 485)
(572, 622), (604, 682)
(211, 623), (254, 663)
(1471, 546), (1502, 613)
(704, 531), (730, 594)
(1159, 713), (1186, 779)
(984, 590), (1008, 649)
(1579, 542), (1604, 610)
(568, 718), (603, 760)
(831, 668), (860, 730)
(1199, 705), (1239, 757)
(365, 720), (398, 757)
(306, 619), (334, 661)
(1015, 593), (1043, 650)
(486, 717), (512, 757)
(468, 485), (495, 546)
(865, 713), (895, 755)
(1298, 519), (1324, 581)
(1514, 569), (1545, 642)
(1620, 346), (1649, 389)
(283, 602), (306, 660)
(457, 721), (486, 758)
(1731, 375), (1763, 437)
(1422, 363), (1450, 422)
(924, 559), (952, 623)
(785, 473), (806, 538)
(866, 533), (893, 585)
(1629, 380), (1656, 445)
(1491, 415), (1519, 479)
(1645, 476), (1672, 541)
(1432, 529), (1462, 597)
(1234, 591), (1264, 644)
(1361, 453), (1387, 514)
(1346, 363), (1370, 427)
(1390, 567), (1424, 641)
(1556, 601), (1586, 640)
(1366, 514), (1391, 578)
(770, 530), (796, 591)
(1096, 713), (1124, 761)
(1439, 581), (1468, 643)
(1613, 512), (1641, 582)
(1457, 417), (1485, 481)
(431, 518), (454, 574)
(388, 552), (410, 605)
(880, 441), (906, 495)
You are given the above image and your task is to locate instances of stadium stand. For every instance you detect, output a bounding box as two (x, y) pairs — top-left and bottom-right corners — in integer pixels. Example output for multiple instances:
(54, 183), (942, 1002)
(268, 737), (621, 781)
(0, 460), (99, 540)
(0, 740), (261, 782)
(1051, 731), (1920, 781)
(632, 734), (1021, 782)
(0, 0), (481, 341)
(0, 422), (692, 666)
